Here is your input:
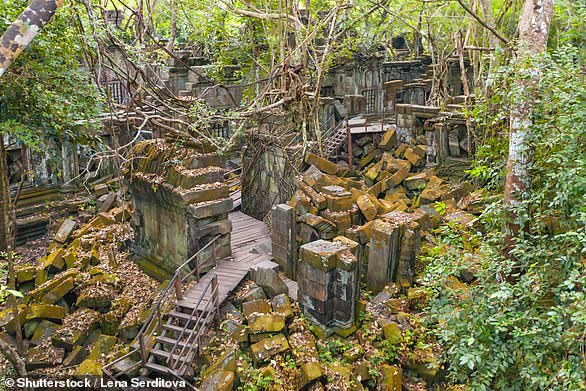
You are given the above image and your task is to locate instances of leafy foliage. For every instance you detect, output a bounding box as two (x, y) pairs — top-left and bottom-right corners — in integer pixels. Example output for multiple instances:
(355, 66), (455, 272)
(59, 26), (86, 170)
(422, 45), (586, 390)
(0, 0), (103, 150)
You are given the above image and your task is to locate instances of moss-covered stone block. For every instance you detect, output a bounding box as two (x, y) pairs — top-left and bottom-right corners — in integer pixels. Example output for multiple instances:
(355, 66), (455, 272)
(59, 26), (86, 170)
(52, 308), (101, 351)
(16, 265), (37, 284)
(379, 364), (402, 391)
(298, 362), (324, 388)
(200, 370), (234, 391)
(242, 299), (271, 318)
(247, 314), (285, 334)
(63, 345), (89, 367)
(250, 333), (290, 365)
(87, 334), (118, 361)
(26, 344), (65, 370)
(74, 359), (103, 378)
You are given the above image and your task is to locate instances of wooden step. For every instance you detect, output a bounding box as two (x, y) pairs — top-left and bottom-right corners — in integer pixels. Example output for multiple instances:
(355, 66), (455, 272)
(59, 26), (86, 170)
(168, 310), (205, 322)
(144, 362), (172, 375)
(155, 335), (195, 349)
(150, 348), (194, 363)
(162, 323), (196, 334)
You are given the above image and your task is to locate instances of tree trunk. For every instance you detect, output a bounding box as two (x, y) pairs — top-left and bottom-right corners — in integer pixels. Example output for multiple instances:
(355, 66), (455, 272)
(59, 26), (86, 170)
(503, 0), (554, 258)
(0, 333), (26, 377)
(0, 0), (63, 78)
(0, 139), (23, 354)
(165, 0), (177, 52)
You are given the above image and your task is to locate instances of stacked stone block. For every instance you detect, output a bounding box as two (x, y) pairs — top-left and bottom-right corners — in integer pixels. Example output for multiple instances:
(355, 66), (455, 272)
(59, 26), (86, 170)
(271, 204), (297, 279)
(298, 239), (359, 337)
(125, 138), (232, 278)
(366, 211), (422, 293)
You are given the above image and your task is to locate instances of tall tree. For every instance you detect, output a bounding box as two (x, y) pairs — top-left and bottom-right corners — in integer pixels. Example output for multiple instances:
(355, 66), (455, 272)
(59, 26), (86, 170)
(0, 0), (63, 77)
(503, 0), (554, 258)
(0, 0), (64, 359)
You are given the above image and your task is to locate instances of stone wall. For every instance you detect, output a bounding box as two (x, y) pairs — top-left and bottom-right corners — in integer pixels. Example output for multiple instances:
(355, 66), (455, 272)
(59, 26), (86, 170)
(125, 138), (232, 279)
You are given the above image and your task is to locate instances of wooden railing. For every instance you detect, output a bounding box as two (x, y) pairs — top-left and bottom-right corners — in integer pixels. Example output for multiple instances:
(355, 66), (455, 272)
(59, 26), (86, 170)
(322, 115), (349, 156)
(168, 275), (219, 373)
(102, 235), (223, 383)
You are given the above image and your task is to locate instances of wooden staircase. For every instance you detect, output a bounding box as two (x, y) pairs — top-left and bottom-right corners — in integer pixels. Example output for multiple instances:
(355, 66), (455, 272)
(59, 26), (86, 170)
(321, 115), (349, 157)
(102, 237), (223, 390)
(102, 207), (273, 390)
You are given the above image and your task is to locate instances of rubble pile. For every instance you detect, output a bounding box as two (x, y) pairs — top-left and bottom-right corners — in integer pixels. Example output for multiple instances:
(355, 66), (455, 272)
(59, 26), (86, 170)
(288, 127), (478, 291)
(1, 202), (162, 379)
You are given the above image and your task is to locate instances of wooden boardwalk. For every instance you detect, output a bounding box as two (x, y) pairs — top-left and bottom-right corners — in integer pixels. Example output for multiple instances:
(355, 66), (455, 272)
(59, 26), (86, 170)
(177, 210), (272, 310)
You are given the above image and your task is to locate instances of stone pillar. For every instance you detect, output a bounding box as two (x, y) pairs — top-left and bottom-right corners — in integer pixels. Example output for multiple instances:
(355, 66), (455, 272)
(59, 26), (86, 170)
(366, 220), (402, 293)
(298, 239), (359, 338)
(366, 212), (422, 293)
(395, 104), (416, 143)
(271, 204), (297, 279)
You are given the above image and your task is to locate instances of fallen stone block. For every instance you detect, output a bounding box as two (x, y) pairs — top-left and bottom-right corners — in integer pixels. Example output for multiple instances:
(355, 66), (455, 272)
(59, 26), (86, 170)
(242, 286), (267, 302)
(323, 192), (353, 213)
(54, 219), (77, 244)
(249, 260), (279, 281)
(420, 175), (446, 204)
(254, 267), (288, 298)
(52, 308), (102, 351)
(403, 172), (428, 191)
(298, 362), (325, 389)
(87, 334), (118, 360)
(379, 128), (398, 150)
(62, 345), (89, 367)
(302, 165), (335, 191)
(388, 166), (410, 186)
(31, 320), (59, 345)
(271, 294), (293, 319)
(41, 248), (65, 272)
(98, 192), (117, 213)
(248, 313), (285, 333)
(250, 333), (290, 365)
(26, 344), (65, 370)
(93, 184), (108, 197)
(200, 370), (235, 391)
(380, 364), (402, 391)
(295, 176), (327, 210)
(381, 320), (403, 344)
(26, 269), (78, 305)
(298, 213), (336, 239)
(357, 194), (377, 221)
(404, 147), (424, 167)
(76, 284), (117, 310)
(74, 359), (103, 378)
(242, 299), (272, 318)
(201, 348), (237, 379)
(16, 265), (36, 284)
(305, 152), (338, 175)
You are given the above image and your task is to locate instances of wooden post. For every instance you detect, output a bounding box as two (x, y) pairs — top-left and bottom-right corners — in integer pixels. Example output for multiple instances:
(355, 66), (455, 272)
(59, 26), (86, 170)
(212, 276), (220, 321)
(156, 307), (162, 334)
(139, 334), (147, 365)
(195, 255), (200, 282)
(174, 277), (183, 300)
(212, 239), (216, 265)
(347, 121), (353, 167)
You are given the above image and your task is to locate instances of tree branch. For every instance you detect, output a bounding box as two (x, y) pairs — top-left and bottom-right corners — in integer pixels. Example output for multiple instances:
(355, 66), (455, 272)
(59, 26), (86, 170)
(454, 0), (509, 45)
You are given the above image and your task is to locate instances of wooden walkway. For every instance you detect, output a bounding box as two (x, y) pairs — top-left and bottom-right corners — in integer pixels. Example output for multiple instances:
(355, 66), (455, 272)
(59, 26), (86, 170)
(177, 210), (271, 310)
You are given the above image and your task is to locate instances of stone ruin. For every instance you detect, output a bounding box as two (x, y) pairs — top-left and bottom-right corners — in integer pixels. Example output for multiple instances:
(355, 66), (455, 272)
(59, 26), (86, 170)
(272, 128), (480, 335)
(124, 137), (232, 278)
